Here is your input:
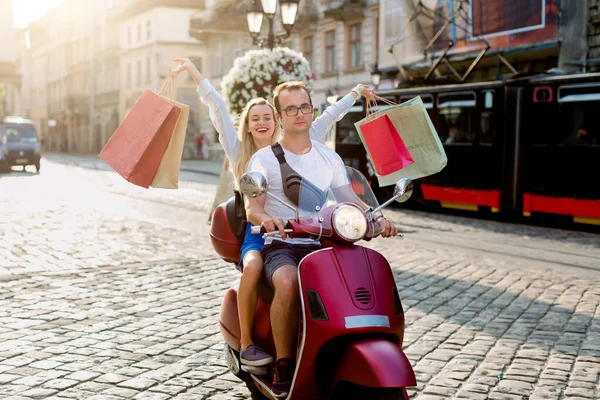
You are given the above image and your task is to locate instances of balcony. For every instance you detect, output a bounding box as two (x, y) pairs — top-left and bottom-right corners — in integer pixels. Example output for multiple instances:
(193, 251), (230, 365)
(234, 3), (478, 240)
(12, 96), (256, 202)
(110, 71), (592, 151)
(189, 0), (248, 40)
(321, 0), (367, 21)
(109, 0), (205, 21)
(0, 62), (21, 86)
(294, 1), (321, 32)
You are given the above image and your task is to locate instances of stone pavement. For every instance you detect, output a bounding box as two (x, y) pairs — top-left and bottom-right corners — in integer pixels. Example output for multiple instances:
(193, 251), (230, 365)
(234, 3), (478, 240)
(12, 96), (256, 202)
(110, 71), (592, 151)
(1, 157), (599, 399)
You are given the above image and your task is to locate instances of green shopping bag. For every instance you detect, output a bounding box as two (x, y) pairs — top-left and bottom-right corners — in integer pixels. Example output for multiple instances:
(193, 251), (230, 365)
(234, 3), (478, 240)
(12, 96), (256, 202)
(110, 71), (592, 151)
(354, 96), (447, 187)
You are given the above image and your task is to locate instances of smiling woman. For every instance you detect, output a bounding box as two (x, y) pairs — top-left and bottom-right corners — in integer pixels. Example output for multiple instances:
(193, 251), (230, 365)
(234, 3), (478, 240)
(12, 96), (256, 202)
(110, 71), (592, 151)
(12, 0), (61, 28)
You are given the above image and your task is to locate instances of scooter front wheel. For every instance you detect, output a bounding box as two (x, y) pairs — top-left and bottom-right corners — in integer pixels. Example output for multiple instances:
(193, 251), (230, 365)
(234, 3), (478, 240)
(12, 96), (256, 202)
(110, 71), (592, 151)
(330, 381), (409, 400)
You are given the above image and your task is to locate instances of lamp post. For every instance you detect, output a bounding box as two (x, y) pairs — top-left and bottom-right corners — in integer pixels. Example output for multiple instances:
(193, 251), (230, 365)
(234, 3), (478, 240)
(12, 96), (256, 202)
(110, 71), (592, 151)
(370, 62), (382, 89)
(246, 0), (299, 50)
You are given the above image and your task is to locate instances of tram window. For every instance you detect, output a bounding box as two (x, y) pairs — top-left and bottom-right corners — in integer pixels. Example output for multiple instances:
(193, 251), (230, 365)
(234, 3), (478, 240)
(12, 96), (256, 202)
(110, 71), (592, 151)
(558, 83), (600, 101)
(437, 92), (476, 144)
(484, 91), (494, 109)
(557, 101), (600, 147)
(400, 95), (434, 110)
(336, 111), (363, 144)
(479, 90), (495, 145)
(480, 111), (494, 144)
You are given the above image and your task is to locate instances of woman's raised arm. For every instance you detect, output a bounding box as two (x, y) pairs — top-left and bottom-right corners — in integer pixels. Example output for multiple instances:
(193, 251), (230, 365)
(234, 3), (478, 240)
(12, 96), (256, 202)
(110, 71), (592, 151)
(309, 84), (375, 144)
(170, 58), (239, 161)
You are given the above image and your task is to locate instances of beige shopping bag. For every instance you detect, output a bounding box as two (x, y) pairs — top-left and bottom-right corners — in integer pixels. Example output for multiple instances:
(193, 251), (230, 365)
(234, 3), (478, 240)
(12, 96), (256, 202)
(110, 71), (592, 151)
(151, 84), (189, 189)
(355, 96), (447, 187)
(99, 82), (180, 188)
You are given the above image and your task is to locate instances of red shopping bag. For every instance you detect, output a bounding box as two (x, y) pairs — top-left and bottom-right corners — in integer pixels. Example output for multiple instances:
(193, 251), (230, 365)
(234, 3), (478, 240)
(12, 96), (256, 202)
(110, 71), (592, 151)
(99, 89), (181, 188)
(360, 111), (414, 176)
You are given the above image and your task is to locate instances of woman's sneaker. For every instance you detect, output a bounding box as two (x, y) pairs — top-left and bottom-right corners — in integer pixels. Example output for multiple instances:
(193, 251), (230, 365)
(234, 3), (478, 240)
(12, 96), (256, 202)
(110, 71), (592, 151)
(240, 345), (274, 366)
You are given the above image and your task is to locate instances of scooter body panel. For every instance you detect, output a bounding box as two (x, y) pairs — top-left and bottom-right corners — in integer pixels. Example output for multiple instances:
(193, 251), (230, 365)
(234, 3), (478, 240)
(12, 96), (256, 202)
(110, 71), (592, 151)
(219, 284), (274, 354)
(289, 245), (408, 399)
(331, 338), (417, 389)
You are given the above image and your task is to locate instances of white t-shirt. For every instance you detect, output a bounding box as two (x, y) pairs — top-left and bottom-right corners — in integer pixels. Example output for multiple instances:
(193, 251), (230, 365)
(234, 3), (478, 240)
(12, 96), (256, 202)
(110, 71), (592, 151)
(247, 140), (349, 243)
(196, 79), (356, 166)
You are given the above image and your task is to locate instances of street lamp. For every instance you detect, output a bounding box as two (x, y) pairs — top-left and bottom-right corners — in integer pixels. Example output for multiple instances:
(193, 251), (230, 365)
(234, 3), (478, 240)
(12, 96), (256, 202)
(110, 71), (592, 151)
(246, 0), (299, 50)
(370, 62), (382, 89)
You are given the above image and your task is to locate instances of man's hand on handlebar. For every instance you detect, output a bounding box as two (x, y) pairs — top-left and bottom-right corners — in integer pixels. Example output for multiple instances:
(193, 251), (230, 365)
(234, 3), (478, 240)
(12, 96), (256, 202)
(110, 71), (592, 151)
(260, 217), (287, 239)
(377, 217), (399, 238)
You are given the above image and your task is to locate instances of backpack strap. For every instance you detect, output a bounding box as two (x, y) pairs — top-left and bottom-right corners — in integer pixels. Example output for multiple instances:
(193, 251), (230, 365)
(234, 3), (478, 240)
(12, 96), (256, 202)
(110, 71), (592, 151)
(233, 190), (247, 238)
(271, 142), (287, 164)
(270, 143), (327, 210)
(271, 143), (302, 206)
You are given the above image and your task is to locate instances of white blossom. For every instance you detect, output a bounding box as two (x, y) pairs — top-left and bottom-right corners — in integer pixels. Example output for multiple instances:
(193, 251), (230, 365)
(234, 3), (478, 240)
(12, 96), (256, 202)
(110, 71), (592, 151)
(221, 47), (314, 115)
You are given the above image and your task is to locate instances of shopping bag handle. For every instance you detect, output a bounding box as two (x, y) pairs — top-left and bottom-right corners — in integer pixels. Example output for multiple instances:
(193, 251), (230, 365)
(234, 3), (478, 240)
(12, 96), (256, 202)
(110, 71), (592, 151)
(365, 95), (397, 120)
(158, 74), (175, 101)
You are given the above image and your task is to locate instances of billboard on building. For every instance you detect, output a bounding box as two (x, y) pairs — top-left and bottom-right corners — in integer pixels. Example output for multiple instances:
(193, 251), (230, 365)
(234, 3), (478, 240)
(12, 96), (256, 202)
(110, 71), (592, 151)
(423, 0), (560, 55)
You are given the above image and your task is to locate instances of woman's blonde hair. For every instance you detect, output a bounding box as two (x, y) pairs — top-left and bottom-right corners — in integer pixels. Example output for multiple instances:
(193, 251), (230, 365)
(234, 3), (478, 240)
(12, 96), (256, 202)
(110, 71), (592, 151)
(231, 97), (281, 188)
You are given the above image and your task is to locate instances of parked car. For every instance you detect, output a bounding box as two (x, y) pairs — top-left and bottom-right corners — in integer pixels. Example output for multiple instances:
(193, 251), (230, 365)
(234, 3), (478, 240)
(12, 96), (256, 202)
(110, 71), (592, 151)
(0, 116), (41, 172)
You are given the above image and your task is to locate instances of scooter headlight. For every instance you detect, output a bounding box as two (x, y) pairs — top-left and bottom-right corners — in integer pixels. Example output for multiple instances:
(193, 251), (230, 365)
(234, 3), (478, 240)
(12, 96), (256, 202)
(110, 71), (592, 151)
(332, 204), (368, 242)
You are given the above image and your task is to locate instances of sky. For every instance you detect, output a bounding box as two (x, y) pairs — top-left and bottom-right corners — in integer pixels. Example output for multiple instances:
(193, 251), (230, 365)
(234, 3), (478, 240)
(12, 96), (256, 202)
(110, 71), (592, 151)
(13, 0), (61, 28)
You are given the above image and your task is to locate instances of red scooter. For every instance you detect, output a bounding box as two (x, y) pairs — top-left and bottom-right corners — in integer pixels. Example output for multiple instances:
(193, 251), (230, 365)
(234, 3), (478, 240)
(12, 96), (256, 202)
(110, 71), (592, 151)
(210, 167), (416, 400)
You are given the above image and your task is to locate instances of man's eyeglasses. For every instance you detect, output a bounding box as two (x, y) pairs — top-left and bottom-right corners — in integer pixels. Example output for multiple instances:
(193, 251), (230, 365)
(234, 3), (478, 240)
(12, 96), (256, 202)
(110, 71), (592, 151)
(282, 104), (313, 117)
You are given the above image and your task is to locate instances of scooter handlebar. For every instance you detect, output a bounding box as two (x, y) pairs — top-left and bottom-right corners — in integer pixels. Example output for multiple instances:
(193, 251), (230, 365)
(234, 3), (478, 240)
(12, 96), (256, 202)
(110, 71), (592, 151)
(250, 225), (294, 237)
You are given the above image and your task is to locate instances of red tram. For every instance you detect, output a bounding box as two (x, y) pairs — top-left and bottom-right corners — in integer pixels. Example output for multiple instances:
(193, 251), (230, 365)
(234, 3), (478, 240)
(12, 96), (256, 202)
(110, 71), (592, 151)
(333, 72), (600, 228)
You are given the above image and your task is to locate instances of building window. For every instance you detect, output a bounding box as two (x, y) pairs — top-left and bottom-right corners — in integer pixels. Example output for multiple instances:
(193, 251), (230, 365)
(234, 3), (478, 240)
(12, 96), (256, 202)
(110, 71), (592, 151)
(146, 20), (152, 40)
(384, 0), (404, 41)
(137, 23), (141, 42)
(146, 56), (151, 83)
(348, 23), (361, 68)
(325, 30), (336, 73)
(127, 63), (131, 87)
(214, 42), (223, 76)
(127, 26), (131, 46)
(303, 36), (313, 67)
(137, 59), (141, 86)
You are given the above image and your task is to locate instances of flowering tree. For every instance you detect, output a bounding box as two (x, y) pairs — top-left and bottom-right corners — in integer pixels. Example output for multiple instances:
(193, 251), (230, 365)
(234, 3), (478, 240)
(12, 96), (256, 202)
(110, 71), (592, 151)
(221, 47), (314, 116)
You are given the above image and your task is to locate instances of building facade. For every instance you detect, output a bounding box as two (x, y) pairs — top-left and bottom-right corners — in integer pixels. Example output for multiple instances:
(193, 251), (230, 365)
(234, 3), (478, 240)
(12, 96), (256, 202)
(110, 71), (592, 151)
(22, 0), (212, 155)
(189, 0), (378, 130)
(26, 0), (119, 152)
(12, 0), (600, 154)
(0, 0), (21, 119)
(110, 0), (211, 158)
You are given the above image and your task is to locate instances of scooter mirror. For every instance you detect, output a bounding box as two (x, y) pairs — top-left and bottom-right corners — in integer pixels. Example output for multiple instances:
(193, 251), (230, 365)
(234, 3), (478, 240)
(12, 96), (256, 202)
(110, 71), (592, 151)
(393, 178), (413, 203)
(239, 172), (268, 198)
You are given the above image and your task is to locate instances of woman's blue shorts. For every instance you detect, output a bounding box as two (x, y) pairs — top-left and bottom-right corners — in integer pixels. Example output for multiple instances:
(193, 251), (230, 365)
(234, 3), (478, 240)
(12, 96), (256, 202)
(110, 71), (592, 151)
(238, 222), (265, 270)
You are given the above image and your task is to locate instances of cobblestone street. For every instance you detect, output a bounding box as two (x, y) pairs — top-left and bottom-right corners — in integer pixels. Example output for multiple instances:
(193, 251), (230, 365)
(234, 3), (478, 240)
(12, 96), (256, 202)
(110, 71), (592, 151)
(1, 156), (599, 400)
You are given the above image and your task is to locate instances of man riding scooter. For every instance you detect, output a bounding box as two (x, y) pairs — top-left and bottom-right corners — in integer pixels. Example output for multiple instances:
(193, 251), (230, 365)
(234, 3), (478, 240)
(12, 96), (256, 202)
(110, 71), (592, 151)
(245, 81), (399, 397)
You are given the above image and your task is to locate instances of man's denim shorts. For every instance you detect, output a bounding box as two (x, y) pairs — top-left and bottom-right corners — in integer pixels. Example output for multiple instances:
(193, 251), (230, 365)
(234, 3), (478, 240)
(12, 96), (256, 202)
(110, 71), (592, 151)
(261, 240), (321, 286)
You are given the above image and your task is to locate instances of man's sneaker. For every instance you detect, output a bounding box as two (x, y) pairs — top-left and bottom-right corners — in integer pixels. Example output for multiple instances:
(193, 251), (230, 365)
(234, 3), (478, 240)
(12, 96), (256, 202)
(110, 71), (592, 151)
(272, 358), (294, 398)
(240, 345), (274, 366)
